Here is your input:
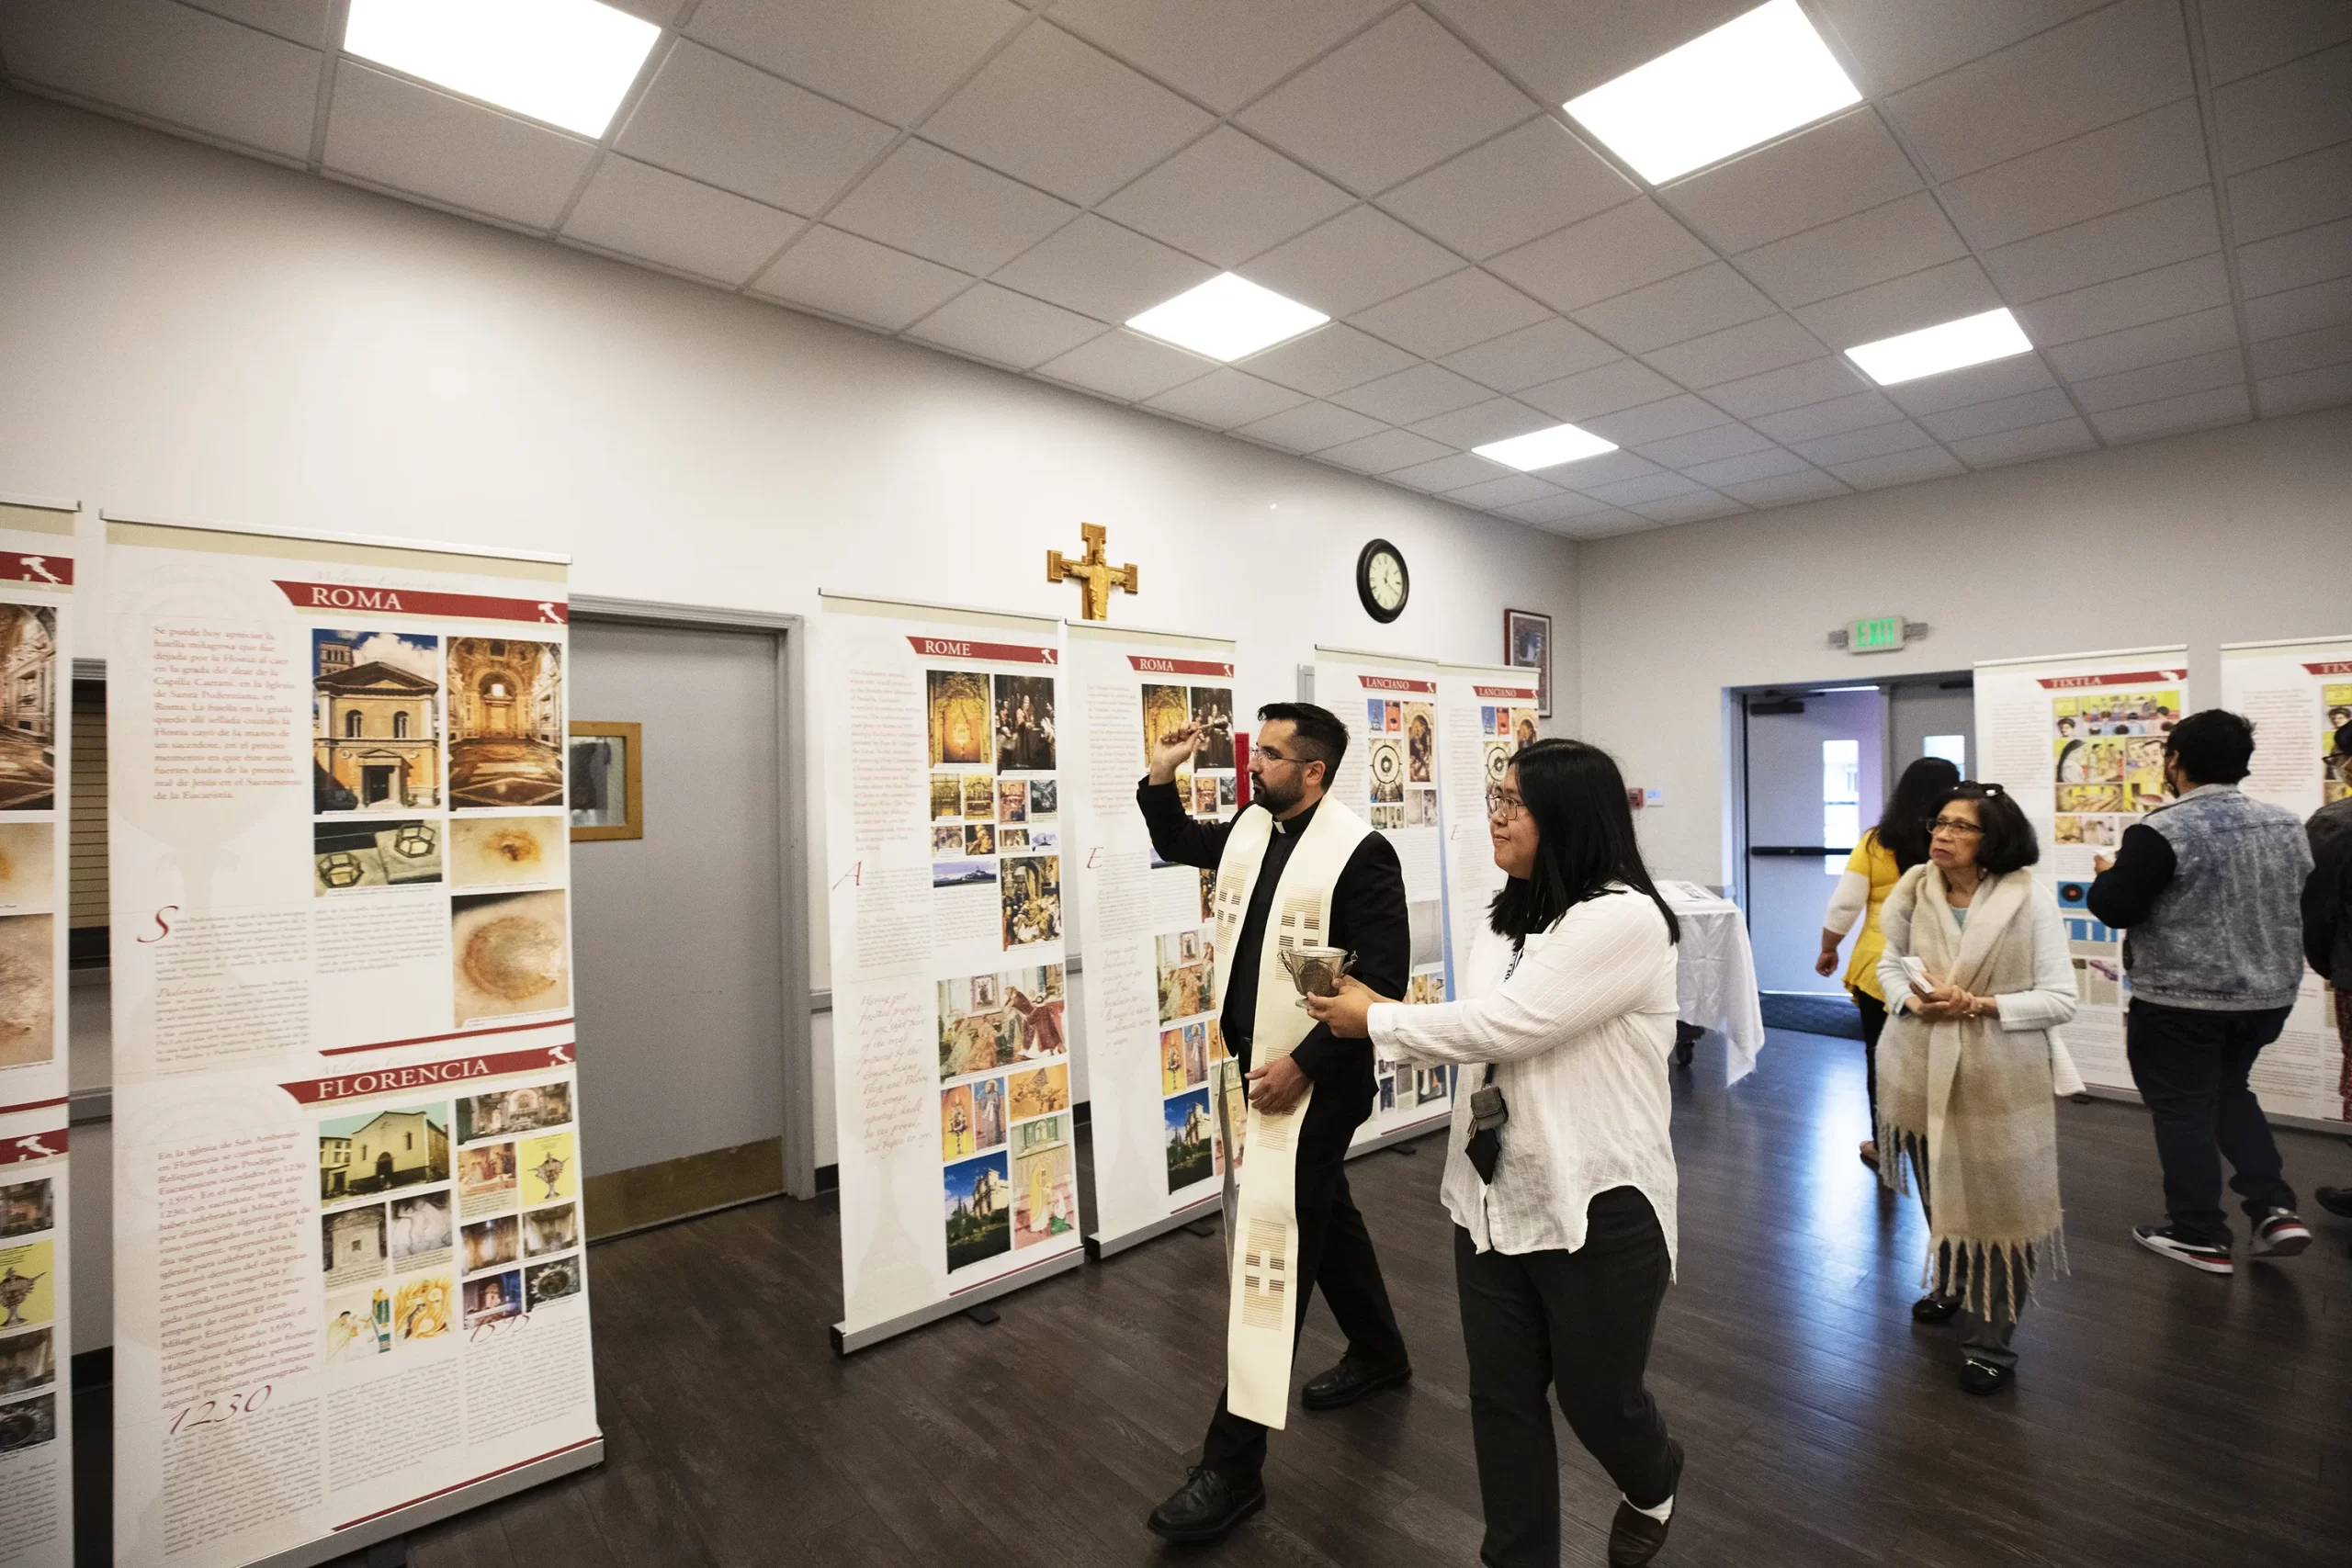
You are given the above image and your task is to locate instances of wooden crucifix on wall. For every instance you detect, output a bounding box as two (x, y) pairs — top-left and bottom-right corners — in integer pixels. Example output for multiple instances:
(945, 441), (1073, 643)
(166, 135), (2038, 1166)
(1046, 523), (1137, 621)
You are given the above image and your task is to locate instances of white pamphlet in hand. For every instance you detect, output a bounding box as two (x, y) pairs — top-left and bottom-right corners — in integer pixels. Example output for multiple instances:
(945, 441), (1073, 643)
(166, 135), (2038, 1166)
(1900, 955), (1932, 992)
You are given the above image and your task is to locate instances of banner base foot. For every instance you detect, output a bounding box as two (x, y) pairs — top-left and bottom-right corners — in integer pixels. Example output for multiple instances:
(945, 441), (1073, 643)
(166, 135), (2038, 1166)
(1083, 1194), (1222, 1262)
(964, 1303), (1001, 1325)
(1183, 1216), (1218, 1236)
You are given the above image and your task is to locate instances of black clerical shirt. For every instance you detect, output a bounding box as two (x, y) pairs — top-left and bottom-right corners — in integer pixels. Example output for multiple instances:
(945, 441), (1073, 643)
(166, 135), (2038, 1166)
(1135, 779), (1410, 1091)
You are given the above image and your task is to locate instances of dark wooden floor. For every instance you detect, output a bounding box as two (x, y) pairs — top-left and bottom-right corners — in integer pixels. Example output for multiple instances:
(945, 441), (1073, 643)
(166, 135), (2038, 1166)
(90, 1028), (2352, 1566)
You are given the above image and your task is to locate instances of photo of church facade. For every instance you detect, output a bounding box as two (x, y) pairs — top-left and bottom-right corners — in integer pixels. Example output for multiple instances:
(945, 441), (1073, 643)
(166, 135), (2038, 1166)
(312, 629), (440, 812)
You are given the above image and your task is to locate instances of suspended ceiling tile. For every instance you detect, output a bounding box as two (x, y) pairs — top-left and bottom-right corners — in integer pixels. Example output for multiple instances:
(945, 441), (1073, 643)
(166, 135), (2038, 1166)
(1883, 0), (2194, 183)
(1663, 109), (1922, 255)
(1828, 446), (1964, 490)
(2043, 304), (2239, 380)
(2211, 41), (2352, 176)
(2199, 1), (2352, 85)
(1444, 473), (1568, 510)
(562, 157), (803, 285)
(1680, 445), (1814, 487)
(1034, 329), (1218, 402)
(1143, 367), (1312, 429)
(991, 214), (1216, 325)
(2235, 215), (2352, 299)
(1498, 491), (1620, 525)
(1439, 316), (1622, 393)
(1644, 313), (1825, 390)
(750, 226), (972, 330)
(2259, 360), (2352, 414)
(1516, 359), (1682, 423)
(685, 0), (1025, 125)
(1915, 386), (2078, 443)
(1420, 0), (1757, 107)
(1579, 394), (1728, 449)
(1790, 419), (1938, 468)
(1580, 472), (1705, 508)
(1546, 511), (1659, 539)
(1095, 127), (1355, 269)
(1720, 468), (1849, 507)
(1704, 356), (1873, 420)
(1752, 389), (1905, 445)
(0, 0), (321, 160)
(907, 283), (1102, 369)
(1349, 269), (1550, 360)
(1234, 6), (1535, 196)
(1939, 99), (2209, 252)
(1386, 451), (1516, 493)
(1230, 399), (1388, 452)
(1047, 0), (1388, 114)
(1807, 0), (2112, 97)
(1979, 187), (2222, 304)
(2226, 141), (2352, 244)
(1243, 205), (1461, 317)
(2067, 347), (2247, 414)
(324, 63), (596, 230)
(1375, 118), (1638, 262)
(1633, 422), (1778, 469)
(1736, 193), (1971, 311)
(1793, 257), (2004, 352)
(2248, 322), (2352, 379)
(825, 141), (1077, 276)
(1947, 415), (2098, 468)
(2086, 382), (2253, 444)
(2015, 254), (2231, 346)
(1543, 449), (1663, 489)
(2244, 275), (2352, 342)
(1236, 323), (1419, 398)
(1329, 362), (1492, 424)
(181, 0), (333, 49)
(1406, 397), (1553, 450)
(1628, 492), (1747, 525)
(1573, 263), (1776, 355)
(922, 23), (1213, 206)
(1318, 427), (1457, 475)
(1881, 354), (2058, 416)
(1487, 199), (1715, 316)
(615, 43), (892, 216)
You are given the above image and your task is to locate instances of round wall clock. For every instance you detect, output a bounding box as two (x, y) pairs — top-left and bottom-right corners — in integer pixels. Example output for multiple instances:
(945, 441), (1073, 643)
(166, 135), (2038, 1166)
(1357, 538), (1408, 623)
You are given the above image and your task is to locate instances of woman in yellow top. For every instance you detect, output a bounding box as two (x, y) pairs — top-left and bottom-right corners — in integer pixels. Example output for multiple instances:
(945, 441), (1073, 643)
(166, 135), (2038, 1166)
(1816, 757), (1960, 1169)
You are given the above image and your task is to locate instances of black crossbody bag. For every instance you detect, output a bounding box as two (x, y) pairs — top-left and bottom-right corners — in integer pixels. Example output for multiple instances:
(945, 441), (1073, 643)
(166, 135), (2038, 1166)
(1464, 941), (1522, 1183)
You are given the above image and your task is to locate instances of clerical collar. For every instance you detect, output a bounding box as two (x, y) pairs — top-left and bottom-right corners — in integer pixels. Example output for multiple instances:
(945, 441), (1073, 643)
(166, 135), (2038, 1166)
(1272, 797), (1321, 836)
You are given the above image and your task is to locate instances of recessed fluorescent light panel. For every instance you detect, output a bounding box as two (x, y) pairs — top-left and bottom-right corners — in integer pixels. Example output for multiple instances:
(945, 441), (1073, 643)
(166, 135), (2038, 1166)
(1125, 274), (1329, 362)
(1844, 308), (2035, 387)
(1563, 0), (1861, 184)
(344, 0), (661, 139)
(1473, 423), (1619, 472)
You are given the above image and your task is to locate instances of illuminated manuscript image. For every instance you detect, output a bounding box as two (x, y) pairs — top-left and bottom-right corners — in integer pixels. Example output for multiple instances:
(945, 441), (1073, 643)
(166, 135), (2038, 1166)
(1012, 1120), (1076, 1249)
(927, 670), (991, 766)
(1009, 1063), (1069, 1121)
(1001, 854), (1061, 948)
(0, 822), (54, 909)
(451, 888), (571, 1024)
(1142, 683), (1189, 755)
(517, 1131), (576, 1203)
(0, 605), (58, 811)
(0, 912), (54, 1068)
(449, 814), (567, 889)
(313, 628), (441, 812)
(395, 1274), (453, 1342)
(447, 637), (564, 809)
(322, 1289), (385, 1364)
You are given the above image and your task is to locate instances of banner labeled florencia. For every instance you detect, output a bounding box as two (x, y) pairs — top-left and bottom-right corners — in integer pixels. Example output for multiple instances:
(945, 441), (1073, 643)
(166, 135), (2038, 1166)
(107, 518), (598, 1568)
(1314, 649), (1455, 1142)
(2220, 637), (2351, 1125)
(820, 597), (1080, 1345)
(1976, 648), (2190, 1094)
(0, 494), (75, 1568)
(1436, 663), (1539, 1003)
(1066, 623), (1241, 1257)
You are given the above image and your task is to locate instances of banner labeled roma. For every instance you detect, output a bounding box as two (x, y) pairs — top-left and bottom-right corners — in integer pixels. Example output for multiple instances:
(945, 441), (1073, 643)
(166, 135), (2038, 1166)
(107, 515), (599, 1568)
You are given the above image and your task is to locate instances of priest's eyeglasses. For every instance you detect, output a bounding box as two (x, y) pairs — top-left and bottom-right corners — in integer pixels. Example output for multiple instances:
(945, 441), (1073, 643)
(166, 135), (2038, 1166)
(1485, 787), (1527, 821)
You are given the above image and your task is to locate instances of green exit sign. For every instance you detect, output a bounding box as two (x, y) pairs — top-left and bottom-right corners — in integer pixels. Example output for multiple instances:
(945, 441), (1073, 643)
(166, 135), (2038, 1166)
(1849, 615), (1905, 653)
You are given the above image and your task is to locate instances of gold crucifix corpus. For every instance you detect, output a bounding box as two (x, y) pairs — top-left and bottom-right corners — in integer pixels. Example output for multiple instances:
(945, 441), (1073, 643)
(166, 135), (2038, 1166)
(1046, 523), (1138, 621)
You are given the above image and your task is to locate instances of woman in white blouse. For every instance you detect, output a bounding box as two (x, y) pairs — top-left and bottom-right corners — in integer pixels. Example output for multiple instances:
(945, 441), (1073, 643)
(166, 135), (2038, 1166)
(1306, 739), (1685, 1568)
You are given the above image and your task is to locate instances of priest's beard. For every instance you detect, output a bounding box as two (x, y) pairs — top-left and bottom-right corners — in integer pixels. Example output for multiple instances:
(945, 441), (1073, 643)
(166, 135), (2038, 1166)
(1252, 769), (1304, 817)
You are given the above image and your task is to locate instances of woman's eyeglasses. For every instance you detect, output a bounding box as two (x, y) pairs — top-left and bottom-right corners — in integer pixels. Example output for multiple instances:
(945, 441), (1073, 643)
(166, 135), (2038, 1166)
(1485, 787), (1526, 820)
(1926, 816), (1984, 837)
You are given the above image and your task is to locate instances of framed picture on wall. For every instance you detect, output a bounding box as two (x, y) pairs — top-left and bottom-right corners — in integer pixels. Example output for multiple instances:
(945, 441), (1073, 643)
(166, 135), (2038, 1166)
(1504, 609), (1553, 718)
(569, 721), (642, 841)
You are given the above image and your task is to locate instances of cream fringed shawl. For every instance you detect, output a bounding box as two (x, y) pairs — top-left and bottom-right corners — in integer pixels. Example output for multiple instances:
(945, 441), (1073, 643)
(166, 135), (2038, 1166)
(1875, 866), (2066, 1316)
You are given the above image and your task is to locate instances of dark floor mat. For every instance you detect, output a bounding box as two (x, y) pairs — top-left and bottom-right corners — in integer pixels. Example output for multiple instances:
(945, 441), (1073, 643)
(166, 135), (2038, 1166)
(1759, 991), (1863, 1040)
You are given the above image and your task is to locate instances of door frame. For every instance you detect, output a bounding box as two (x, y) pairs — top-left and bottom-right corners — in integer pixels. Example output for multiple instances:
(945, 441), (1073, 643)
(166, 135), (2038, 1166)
(570, 596), (819, 1201)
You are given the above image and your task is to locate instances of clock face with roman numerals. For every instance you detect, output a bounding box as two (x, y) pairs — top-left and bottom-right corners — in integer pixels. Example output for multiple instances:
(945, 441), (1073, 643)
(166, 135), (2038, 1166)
(1357, 539), (1408, 623)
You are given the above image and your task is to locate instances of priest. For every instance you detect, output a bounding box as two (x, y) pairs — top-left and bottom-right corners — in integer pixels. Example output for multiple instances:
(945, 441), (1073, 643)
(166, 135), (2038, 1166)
(1140, 702), (1412, 1543)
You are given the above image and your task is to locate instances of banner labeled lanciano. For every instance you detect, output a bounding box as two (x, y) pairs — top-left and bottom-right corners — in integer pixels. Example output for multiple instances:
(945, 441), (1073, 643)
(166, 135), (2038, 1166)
(107, 515), (599, 1568)
(1314, 649), (1455, 1145)
(1976, 647), (2190, 1094)
(1067, 622), (1243, 1259)
(820, 595), (1080, 1350)
(2220, 637), (2351, 1126)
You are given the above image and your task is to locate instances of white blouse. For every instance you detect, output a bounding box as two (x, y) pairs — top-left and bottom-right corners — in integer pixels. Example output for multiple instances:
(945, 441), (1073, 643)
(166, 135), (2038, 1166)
(1365, 886), (1681, 1264)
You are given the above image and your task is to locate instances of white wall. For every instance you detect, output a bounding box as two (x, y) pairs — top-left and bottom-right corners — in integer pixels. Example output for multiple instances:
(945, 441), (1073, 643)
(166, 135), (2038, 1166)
(1577, 405), (2352, 886)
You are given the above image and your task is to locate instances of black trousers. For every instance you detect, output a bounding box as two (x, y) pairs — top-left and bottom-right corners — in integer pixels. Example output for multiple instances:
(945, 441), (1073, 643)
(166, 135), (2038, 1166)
(1454, 1188), (1678, 1568)
(1200, 1082), (1406, 1478)
(2125, 999), (2297, 1244)
(1853, 989), (1889, 1130)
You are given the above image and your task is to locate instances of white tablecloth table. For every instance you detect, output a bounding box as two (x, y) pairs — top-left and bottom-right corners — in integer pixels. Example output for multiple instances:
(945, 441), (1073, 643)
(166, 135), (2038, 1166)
(1658, 881), (1766, 1083)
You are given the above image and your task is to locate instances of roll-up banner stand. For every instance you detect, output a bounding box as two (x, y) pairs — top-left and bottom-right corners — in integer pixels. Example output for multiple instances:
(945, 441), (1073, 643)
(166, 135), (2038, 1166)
(1312, 648), (1457, 1152)
(0, 492), (77, 1568)
(2219, 637), (2352, 1130)
(819, 593), (1082, 1352)
(1974, 647), (2189, 1100)
(1435, 662), (1540, 1007)
(105, 513), (600, 1568)
(1065, 622), (1243, 1260)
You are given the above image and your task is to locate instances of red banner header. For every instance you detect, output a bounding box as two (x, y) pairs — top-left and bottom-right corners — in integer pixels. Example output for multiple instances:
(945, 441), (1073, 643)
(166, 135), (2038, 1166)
(1127, 655), (1234, 678)
(910, 636), (1056, 665)
(0, 551), (73, 587)
(278, 1043), (574, 1105)
(2302, 660), (2352, 676)
(1359, 674), (1436, 694)
(2037, 670), (2185, 690)
(1472, 684), (1536, 700)
(0, 1128), (67, 1166)
(276, 581), (567, 625)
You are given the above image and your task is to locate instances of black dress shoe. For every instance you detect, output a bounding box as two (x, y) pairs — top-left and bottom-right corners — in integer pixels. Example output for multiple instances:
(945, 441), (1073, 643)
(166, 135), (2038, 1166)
(1959, 1358), (2014, 1396)
(1301, 1353), (1412, 1410)
(1608, 1439), (1682, 1567)
(1146, 1466), (1265, 1543)
(1911, 1295), (1962, 1324)
(2314, 1185), (2352, 1220)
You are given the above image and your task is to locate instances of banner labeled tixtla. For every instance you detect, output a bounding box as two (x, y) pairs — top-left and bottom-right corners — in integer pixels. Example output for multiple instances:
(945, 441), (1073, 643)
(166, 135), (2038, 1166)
(820, 594), (1081, 1350)
(107, 515), (599, 1568)
(1066, 623), (1245, 1259)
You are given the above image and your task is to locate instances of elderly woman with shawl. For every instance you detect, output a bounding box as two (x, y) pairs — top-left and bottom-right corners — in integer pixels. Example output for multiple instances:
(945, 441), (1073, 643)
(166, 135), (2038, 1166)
(1876, 782), (2079, 1395)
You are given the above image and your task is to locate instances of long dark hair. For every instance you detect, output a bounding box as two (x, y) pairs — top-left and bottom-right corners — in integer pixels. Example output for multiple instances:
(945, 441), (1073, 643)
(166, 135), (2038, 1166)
(1875, 756), (1962, 871)
(1488, 739), (1679, 945)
